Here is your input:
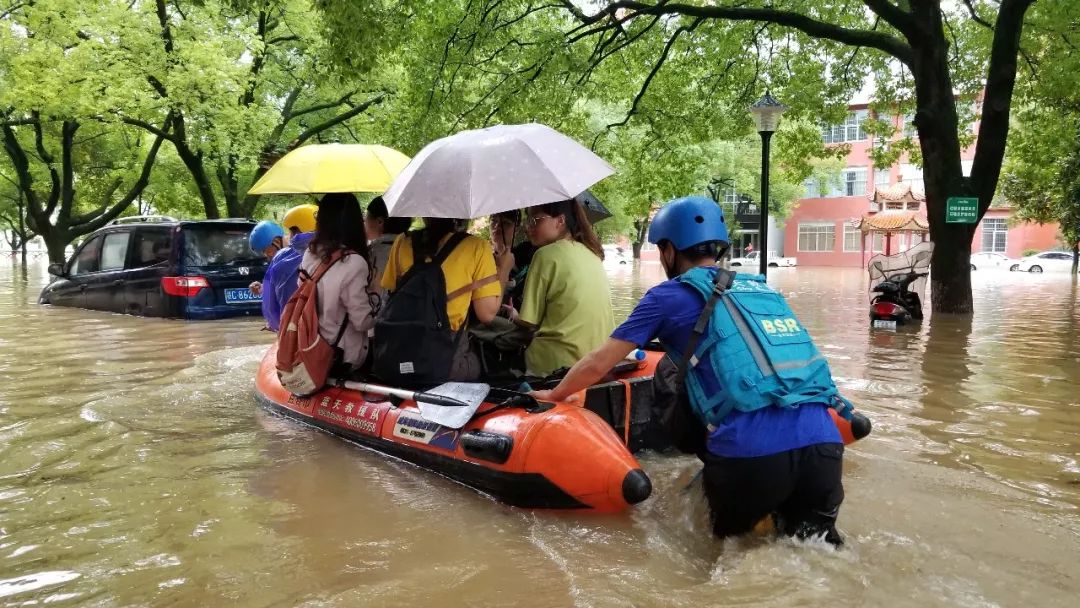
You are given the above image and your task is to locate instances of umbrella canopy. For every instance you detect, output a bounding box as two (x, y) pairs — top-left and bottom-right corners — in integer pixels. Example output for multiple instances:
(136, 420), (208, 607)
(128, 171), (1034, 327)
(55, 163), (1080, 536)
(248, 143), (411, 195)
(575, 190), (612, 224)
(383, 123), (615, 219)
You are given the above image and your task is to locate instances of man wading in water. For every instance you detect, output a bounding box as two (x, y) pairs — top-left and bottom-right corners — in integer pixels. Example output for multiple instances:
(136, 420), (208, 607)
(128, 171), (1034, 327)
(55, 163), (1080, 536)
(531, 196), (851, 545)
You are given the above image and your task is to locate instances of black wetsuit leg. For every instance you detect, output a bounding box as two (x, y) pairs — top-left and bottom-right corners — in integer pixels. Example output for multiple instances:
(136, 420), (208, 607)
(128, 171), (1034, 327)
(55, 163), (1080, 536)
(700, 443), (845, 545)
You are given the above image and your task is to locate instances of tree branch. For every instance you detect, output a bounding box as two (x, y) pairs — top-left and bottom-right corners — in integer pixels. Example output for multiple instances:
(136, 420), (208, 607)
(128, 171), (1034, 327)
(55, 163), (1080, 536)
(960, 0), (994, 30)
(971, 0), (1036, 207)
(0, 1), (27, 20)
(1, 124), (43, 220)
(0, 116), (40, 127)
(291, 93), (387, 148)
(862, 0), (917, 36)
(566, 1), (914, 66)
(29, 114), (62, 217)
(71, 129), (170, 233)
(59, 120), (78, 217)
(289, 92), (355, 120)
(591, 18), (700, 148)
(119, 115), (176, 141)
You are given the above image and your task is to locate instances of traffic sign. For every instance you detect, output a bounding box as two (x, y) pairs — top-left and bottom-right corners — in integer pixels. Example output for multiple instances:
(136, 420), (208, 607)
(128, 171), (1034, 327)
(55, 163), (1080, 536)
(945, 197), (979, 223)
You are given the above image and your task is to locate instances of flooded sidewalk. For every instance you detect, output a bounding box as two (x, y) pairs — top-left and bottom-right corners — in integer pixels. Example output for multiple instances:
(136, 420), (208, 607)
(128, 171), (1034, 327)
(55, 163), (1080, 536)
(1, 260), (1078, 607)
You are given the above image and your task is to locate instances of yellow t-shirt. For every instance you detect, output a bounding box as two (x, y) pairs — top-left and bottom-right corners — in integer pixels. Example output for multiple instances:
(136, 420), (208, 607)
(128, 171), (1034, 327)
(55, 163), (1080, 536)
(381, 232), (501, 331)
(519, 240), (614, 376)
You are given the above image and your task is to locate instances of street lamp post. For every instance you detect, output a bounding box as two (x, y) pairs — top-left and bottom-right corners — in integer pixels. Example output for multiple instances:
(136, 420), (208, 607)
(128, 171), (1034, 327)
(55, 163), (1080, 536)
(749, 92), (787, 277)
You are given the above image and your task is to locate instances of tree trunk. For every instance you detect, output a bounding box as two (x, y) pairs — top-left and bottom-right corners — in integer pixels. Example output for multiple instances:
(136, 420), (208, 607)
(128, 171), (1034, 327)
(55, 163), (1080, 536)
(43, 230), (69, 264)
(175, 144), (220, 219)
(632, 218), (649, 259)
(908, 10), (975, 314)
(18, 204), (28, 265)
(1072, 241), (1079, 275)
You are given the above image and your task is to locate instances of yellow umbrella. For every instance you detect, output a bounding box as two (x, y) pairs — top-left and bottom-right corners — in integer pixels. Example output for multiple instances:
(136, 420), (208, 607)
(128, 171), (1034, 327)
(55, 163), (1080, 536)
(247, 143), (411, 195)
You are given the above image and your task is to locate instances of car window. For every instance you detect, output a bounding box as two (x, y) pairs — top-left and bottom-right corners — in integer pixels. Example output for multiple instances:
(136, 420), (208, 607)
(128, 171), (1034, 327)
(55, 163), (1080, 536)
(69, 236), (103, 275)
(100, 232), (131, 271)
(1054, 253), (1072, 260)
(182, 226), (261, 267)
(130, 229), (172, 268)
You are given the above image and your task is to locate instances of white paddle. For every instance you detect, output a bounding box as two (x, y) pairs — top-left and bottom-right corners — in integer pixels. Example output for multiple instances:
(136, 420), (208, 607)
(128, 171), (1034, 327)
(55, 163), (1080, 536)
(337, 380), (491, 429)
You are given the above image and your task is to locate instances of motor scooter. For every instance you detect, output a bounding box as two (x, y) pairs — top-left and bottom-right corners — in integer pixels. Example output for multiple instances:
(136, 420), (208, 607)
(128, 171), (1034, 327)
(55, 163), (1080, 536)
(867, 241), (933, 330)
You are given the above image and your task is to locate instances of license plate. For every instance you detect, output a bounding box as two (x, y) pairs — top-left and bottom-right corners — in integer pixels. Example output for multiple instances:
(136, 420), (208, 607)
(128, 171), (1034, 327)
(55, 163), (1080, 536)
(872, 319), (897, 330)
(225, 288), (260, 304)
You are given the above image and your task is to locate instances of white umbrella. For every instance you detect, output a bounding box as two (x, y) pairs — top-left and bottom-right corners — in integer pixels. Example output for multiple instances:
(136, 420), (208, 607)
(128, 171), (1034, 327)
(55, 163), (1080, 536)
(383, 123), (615, 219)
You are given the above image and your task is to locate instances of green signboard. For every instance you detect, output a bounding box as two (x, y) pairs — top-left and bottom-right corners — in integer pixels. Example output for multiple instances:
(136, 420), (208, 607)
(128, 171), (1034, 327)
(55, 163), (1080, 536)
(945, 196), (979, 223)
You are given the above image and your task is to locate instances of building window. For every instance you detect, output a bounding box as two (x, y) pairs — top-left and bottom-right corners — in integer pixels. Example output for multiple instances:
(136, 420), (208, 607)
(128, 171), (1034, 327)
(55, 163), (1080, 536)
(981, 218), (1008, 253)
(798, 223), (836, 252)
(819, 167), (868, 198)
(804, 178), (820, 198)
(843, 223), (885, 252)
(822, 110), (867, 144)
(843, 223), (861, 252)
(900, 163), (924, 192)
(903, 113), (917, 138)
(844, 167), (868, 196)
(874, 168), (891, 188)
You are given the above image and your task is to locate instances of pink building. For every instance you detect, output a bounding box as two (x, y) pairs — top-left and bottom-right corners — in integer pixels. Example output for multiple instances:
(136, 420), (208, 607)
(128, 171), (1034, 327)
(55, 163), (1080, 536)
(782, 103), (1061, 266)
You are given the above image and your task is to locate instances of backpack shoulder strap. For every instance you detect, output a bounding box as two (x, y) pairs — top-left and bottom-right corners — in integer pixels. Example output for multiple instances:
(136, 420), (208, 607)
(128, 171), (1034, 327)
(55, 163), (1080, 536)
(678, 267), (736, 378)
(432, 231), (468, 266)
(302, 249), (345, 284)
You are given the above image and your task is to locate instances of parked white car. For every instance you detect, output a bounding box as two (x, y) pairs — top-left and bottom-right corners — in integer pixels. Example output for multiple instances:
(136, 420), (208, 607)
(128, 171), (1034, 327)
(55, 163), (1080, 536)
(1014, 250), (1077, 273)
(728, 251), (797, 268)
(602, 244), (631, 265)
(970, 251), (1018, 271)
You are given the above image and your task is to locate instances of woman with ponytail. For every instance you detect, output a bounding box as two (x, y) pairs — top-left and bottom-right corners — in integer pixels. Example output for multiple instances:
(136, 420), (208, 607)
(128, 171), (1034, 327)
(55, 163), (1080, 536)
(505, 199), (614, 376)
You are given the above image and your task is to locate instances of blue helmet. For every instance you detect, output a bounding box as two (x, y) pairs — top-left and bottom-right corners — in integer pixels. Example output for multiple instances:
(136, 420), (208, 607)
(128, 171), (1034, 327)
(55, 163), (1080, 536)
(647, 196), (729, 250)
(249, 220), (286, 253)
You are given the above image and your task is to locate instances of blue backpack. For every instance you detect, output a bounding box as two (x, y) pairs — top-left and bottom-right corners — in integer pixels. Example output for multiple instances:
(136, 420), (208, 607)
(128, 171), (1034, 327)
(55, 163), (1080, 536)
(672, 267), (852, 427)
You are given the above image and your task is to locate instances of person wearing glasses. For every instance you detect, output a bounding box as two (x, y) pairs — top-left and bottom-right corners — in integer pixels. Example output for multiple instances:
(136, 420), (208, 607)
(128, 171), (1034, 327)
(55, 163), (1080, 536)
(504, 199), (613, 377)
(488, 209), (535, 309)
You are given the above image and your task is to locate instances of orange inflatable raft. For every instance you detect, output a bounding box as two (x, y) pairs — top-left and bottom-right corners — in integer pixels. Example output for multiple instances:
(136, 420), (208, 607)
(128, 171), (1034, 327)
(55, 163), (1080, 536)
(253, 346), (870, 513)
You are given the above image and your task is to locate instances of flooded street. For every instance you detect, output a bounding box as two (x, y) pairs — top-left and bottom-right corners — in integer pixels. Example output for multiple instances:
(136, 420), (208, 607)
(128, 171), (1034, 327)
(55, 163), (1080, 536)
(2, 259), (1079, 607)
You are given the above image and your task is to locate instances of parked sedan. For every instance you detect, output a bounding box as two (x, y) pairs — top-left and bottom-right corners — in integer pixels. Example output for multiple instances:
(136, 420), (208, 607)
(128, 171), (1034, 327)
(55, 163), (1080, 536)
(969, 251), (1018, 271)
(40, 217), (268, 319)
(1013, 250), (1078, 273)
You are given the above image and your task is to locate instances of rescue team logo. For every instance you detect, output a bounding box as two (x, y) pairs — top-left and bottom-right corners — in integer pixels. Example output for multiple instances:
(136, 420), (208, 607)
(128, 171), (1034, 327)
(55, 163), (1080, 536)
(314, 396), (389, 437)
(760, 318), (802, 334)
(392, 412), (460, 450)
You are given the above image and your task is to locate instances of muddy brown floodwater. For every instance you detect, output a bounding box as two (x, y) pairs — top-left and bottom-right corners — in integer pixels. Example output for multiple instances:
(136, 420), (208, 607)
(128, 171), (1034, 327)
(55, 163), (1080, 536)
(1, 259), (1079, 607)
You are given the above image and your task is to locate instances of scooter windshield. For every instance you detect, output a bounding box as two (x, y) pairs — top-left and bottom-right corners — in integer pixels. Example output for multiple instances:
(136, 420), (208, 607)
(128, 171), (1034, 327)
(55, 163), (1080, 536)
(867, 241), (933, 300)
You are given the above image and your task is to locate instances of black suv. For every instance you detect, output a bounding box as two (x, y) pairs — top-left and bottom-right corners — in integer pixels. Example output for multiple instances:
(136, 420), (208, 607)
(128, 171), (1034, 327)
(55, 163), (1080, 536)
(40, 217), (268, 319)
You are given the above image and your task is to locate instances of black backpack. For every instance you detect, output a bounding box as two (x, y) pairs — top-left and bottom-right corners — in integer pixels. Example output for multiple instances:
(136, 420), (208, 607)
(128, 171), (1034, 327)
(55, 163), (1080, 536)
(373, 231), (469, 386)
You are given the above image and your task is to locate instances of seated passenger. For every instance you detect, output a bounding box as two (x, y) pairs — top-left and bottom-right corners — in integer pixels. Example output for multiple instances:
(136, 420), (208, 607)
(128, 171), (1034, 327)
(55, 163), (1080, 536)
(301, 193), (375, 371)
(489, 209), (535, 309)
(378, 218), (501, 382)
(505, 200), (614, 377)
(257, 205), (317, 332)
(365, 196), (413, 313)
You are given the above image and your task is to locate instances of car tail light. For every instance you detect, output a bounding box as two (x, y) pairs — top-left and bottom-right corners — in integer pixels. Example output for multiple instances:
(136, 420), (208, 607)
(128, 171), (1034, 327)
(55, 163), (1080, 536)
(872, 301), (904, 317)
(161, 276), (209, 297)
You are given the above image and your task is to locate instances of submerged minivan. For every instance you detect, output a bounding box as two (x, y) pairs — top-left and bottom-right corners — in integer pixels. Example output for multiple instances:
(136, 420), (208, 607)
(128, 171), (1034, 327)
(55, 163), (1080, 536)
(39, 216), (268, 319)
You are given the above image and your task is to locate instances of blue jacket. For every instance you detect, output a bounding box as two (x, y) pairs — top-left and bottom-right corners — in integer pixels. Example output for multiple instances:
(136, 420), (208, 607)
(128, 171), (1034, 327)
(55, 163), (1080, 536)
(262, 232), (314, 331)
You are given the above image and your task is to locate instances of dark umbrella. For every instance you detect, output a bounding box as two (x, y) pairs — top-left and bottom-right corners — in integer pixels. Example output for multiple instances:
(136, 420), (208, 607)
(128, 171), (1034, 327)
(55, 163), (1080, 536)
(575, 190), (612, 224)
